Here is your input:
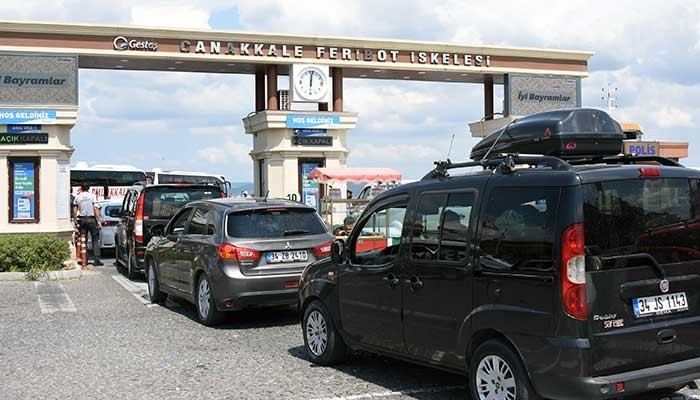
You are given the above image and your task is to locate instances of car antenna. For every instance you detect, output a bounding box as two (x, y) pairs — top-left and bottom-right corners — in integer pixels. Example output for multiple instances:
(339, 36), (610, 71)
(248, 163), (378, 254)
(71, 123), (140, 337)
(480, 118), (517, 163)
(446, 132), (455, 159)
(263, 190), (270, 202)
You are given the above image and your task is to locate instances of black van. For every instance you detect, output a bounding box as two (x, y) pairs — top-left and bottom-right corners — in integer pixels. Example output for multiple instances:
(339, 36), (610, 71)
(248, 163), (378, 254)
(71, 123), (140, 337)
(298, 114), (700, 399)
(115, 183), (223, 279)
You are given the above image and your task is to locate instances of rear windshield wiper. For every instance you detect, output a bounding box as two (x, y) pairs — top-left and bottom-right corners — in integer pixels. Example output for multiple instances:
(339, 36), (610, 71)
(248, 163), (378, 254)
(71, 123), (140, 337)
(597, 253), (666, 279)
(283, 229), (310, 236)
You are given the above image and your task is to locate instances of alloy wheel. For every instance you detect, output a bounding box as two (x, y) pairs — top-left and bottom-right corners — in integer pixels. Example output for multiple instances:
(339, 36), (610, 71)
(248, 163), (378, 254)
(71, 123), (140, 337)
(198, 278), (211, 319)
(306, 310), (328, 356)
(476, 355), (516, 400)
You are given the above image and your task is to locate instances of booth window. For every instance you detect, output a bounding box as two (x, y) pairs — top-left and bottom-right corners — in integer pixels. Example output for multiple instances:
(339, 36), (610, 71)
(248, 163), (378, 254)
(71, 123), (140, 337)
(8, 157), (40, 224)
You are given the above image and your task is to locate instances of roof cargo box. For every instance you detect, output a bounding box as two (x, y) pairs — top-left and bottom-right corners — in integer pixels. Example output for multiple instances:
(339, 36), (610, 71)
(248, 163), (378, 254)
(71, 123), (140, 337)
(470, 108), (623, 160)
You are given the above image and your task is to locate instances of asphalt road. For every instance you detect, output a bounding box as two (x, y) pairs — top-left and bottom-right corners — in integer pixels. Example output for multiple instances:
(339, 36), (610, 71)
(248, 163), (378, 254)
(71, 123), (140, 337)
(1, 258), (699, 400)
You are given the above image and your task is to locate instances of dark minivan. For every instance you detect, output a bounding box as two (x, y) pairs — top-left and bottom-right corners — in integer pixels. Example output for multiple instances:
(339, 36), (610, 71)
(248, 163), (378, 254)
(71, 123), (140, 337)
(115, 183), (223, 278)
(298, 154), (700, 399)
(145, 198), (333, 325)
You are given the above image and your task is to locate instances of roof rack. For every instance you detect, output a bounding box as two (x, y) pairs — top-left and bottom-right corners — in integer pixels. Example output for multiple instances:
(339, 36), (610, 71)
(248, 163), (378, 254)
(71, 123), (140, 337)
(424, 154), (573, 180)
(424, 153), (683, 180)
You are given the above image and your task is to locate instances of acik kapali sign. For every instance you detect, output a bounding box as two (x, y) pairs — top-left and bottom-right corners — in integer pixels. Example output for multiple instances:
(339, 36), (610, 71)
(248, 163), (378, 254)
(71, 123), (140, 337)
(111, 36), (492, 67)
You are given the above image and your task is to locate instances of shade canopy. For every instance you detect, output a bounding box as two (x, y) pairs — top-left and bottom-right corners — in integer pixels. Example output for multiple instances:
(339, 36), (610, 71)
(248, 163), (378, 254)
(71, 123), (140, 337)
(307, 167), (402, 183)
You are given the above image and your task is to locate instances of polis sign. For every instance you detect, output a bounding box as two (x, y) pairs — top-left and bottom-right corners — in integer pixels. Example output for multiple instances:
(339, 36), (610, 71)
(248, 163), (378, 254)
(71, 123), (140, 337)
(178, 40), (491, 67)
(624, 141), (659, 156)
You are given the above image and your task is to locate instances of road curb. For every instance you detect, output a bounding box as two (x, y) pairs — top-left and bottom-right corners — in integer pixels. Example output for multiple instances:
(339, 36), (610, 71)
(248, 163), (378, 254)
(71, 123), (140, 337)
(0, 268), (83, 281)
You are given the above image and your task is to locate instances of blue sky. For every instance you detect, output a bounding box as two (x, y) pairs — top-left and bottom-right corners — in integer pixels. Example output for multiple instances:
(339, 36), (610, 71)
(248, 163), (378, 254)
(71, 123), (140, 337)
(3, 0), (700, 180)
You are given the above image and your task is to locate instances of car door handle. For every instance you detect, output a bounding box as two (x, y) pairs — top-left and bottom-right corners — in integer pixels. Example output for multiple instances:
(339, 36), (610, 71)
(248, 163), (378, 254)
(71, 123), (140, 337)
(404, 276), (424, 291)
(382, 273), (400, 288)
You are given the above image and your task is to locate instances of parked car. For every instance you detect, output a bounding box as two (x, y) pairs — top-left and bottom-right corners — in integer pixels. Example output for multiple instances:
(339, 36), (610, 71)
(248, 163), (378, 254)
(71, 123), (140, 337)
(86, 200), (122, 253)
(115, 183), (224, 279)
(145, 198), (333, 326)
(298, 153), (700, 400)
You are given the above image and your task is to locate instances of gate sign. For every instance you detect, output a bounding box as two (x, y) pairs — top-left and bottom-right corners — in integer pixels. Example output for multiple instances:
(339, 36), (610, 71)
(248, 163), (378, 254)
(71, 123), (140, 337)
(505, 74), (581, 116)
(286, 114), (341, 129)
(0, 109), (56, 125)
(624, 141), (659, 156)
(13, 162), (36, 220)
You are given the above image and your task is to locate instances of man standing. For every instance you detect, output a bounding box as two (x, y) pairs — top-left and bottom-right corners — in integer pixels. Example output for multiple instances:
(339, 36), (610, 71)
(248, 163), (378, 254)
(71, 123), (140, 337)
(73, 184), (103, 266)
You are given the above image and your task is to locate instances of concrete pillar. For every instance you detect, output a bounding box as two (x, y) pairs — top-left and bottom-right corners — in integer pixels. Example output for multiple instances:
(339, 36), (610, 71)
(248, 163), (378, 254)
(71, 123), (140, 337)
(255, 70), (265, 112)
(332, 67), (343, 112)
(0, 151), (8, 226)
(266, 65), (278, 111)
(484, 77), (494, 120)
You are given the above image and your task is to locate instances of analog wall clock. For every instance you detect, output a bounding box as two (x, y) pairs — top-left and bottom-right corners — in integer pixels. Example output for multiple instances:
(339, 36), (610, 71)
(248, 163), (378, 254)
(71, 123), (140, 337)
(291, 64), (330, 103)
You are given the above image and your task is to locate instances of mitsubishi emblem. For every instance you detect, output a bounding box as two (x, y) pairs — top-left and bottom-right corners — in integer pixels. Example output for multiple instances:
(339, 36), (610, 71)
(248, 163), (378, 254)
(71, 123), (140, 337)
(285, 241), (292, 250)
(660, 279), (669, 293)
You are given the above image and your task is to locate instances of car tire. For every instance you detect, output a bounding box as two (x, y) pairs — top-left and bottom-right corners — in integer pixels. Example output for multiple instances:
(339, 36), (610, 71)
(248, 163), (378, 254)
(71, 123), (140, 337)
(469, 339), (541, 400)
(115, 241), (125, 272)
(147, 259), (167, 304)
(302, 300), (348, 366)
(195, 273), (224, 326)
(127, 251), (138, 280)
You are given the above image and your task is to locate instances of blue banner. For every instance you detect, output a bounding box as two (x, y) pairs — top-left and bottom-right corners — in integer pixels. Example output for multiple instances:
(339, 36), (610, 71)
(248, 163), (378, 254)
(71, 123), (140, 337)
(0, 110), (56, 125)
(7, 124), (41, 133)
(294, 128), (328, 137)
(286, 114), (340, 129)
(13, 162), (35, 220)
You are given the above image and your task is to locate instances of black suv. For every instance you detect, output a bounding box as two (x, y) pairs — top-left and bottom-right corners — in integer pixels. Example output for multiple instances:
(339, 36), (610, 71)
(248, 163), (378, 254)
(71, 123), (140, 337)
(115, 183), (223, 278)
(299, 151), (700, 399)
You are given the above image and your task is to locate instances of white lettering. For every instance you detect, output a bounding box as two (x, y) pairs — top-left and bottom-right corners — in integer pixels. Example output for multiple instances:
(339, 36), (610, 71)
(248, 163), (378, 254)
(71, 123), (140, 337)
(329, 47), (338, 59)
(342, 48), (352, 60)
(254, 43), (264, 56)
(390, 50), (399, 62)
(418, 52), (427, 63)
(294, 46), (303, 57)
(316, 47), (325, 58)
(475, 55), (483, 66)
(377, 50), (387, 61)
(180, 40), (190, 52)
(225, 42), (235, 55)
(486, 55), (491, 67)
(210, 41), (220, 54)
(195, 41), (206, 53)
(240, 43), (250, 55)
(453, 54), (460, 65)
(464, 54), (472, 65)
(442, 53), (450, 64)
(364, 50), (373, 61)
(430, 53), (439, 64)
(268, 44), (278, 56)
(281, 45), (290, 57)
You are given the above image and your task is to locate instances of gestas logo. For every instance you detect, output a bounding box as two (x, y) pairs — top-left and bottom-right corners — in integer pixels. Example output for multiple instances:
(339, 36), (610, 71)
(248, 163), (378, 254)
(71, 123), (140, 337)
(113, 36), (158, 52)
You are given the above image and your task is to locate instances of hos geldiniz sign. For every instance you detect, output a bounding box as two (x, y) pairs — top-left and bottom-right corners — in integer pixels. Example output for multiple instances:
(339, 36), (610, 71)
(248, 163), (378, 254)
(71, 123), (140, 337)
(112, 36), (492, 67)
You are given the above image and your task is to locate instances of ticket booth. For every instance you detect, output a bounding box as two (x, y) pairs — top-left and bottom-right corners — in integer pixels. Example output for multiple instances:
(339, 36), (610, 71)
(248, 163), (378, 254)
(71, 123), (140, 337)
(0, 54), (77, 238)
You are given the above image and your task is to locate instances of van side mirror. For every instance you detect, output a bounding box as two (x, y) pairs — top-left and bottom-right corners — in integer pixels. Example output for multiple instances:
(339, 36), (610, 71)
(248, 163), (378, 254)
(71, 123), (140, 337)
(331, 240), (346, 265)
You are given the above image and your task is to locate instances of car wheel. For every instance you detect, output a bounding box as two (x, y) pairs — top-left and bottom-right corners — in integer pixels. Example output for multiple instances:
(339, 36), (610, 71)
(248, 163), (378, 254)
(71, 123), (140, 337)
(470, 339), (541, 400)
(115, 241), (125, 271)
(147, 259), (167, 304)
(302, 300), (347, 366)
(127, 251), (138, 280)
(196, 273), (223, 326)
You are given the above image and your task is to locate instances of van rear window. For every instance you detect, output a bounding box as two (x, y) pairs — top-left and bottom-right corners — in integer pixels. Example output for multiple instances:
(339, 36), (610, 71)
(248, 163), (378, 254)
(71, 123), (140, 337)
(583, 179), (700, 264)
(227, 208), (327, 238)
(144, 187), (221, 219)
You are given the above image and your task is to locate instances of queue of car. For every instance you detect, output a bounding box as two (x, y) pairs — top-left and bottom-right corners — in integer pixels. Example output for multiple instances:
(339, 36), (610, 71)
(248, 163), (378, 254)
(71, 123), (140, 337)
(104, 109), (700, 399)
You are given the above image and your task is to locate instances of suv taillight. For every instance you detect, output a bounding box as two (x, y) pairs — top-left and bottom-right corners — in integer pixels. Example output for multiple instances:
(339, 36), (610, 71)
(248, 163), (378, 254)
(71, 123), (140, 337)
(217, 243), (260, 265)
(312, 240), (333, 257)
(134, 193), (145, 243)
(561, 223), (587, 320)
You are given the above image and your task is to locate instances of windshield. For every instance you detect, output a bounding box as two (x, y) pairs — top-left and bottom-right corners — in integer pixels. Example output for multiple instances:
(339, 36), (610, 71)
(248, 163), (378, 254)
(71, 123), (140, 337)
(144, 187), (221, 219)
(583, 178), (700, 264)
(227, 208), (327, 238)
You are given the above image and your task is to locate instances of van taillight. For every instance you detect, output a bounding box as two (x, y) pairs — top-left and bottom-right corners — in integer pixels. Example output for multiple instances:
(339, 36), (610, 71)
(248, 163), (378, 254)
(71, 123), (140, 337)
(134, 193), (145, 243)
(216, 243), (260, 264)
(561, 223), (587, 320)
(312, 240), (333, 257)
(639, 167), (660, 177)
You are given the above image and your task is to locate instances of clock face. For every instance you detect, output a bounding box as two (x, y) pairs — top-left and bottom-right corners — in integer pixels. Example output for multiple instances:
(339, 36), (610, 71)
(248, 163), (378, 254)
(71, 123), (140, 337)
(296, 67), (328, 101)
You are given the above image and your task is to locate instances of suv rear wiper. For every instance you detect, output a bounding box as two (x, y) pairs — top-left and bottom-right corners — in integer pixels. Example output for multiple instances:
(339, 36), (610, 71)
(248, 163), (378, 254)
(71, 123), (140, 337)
(598, 253), (666, 279)
(283, 229), (310, 236)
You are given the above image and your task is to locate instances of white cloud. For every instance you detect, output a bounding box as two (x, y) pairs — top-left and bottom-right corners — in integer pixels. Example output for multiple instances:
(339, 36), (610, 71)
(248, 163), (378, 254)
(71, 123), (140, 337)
(350, 143), (442, 163)
(196, 138), (251, 164)
(130, 5), (211, 28)
(652, 107), (694, 129)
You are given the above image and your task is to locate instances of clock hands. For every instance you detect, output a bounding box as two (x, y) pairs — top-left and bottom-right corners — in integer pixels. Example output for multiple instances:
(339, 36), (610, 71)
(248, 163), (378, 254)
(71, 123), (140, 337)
(309, 72), (313, 95)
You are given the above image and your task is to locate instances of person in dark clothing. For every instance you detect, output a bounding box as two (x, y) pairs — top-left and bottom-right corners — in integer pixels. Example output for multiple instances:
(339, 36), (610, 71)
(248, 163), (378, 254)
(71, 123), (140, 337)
(73, 183), (103, 266)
